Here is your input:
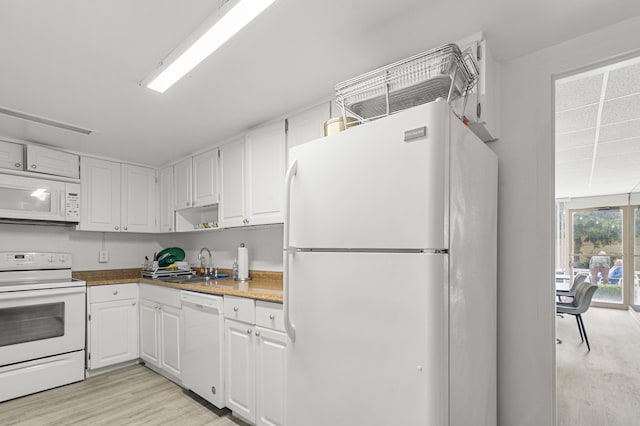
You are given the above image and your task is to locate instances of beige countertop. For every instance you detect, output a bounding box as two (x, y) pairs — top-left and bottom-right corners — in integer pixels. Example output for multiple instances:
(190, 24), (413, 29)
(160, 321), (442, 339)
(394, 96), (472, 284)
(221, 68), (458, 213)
(75, 268), (283, 303)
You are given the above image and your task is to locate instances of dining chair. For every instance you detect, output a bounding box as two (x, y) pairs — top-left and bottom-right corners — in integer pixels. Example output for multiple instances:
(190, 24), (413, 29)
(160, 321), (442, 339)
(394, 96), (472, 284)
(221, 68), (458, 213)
(556, 282), (599, 350)
(556, 271), (589, 302)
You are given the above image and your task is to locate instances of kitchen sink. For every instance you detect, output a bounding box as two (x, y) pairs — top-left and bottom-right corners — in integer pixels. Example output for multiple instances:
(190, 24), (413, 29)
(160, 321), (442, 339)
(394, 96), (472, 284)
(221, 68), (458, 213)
(158, 275), (229, 284)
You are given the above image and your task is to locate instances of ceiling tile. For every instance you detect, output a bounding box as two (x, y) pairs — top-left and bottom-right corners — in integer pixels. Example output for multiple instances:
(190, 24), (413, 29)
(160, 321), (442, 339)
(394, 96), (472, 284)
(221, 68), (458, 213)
(597, 137), (640, 157)
(605, 61), (640, 100)
(592, 154), (639, 176)
(556, 146), (593, 163)
(555, 128), (595, 150)
(600, 93), (640, 125)
(598, 118), (640, 143)
(555, 104), (598, 133)
(555, 74), (603, 112)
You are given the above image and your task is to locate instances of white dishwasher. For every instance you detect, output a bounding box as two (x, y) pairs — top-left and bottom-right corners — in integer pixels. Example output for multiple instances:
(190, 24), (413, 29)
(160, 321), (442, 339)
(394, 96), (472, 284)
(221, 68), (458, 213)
(180, 291), (225, 408)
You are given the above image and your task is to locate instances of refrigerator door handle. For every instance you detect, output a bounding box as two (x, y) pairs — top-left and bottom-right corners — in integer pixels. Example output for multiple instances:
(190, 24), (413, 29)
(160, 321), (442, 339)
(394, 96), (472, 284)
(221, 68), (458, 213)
(283, 159), (298, 252)
(283, 250), (296, 342)
(283, 159), (298, 342)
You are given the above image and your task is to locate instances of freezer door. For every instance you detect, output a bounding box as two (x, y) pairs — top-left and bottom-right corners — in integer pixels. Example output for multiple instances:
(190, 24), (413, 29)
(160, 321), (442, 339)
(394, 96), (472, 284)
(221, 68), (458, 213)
(285, 251), (448, 425)
(287, 101), (450, 250)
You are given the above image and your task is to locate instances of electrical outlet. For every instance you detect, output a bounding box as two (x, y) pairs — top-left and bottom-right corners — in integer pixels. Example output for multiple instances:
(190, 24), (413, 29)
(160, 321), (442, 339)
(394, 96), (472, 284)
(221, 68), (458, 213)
(99, 250), (109, 263)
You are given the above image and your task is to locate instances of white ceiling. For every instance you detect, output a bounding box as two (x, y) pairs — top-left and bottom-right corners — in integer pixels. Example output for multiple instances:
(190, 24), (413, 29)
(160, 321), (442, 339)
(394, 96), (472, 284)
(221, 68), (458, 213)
(556, 56), (640, 198)
(1, 0), (640, 167)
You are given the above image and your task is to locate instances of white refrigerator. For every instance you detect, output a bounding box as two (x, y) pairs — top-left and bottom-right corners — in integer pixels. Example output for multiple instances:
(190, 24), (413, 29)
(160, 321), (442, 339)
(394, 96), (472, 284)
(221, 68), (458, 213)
(283, 100), (498, 426)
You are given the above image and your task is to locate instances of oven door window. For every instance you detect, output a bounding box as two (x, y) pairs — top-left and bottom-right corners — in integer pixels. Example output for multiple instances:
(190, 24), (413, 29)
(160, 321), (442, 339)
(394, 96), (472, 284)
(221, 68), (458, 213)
(0, 302), (65, 347)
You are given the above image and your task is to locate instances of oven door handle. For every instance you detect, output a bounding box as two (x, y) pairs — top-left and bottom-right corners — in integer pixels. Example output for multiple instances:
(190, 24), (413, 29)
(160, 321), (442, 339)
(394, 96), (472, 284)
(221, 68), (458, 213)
(0, 286), (85, 301)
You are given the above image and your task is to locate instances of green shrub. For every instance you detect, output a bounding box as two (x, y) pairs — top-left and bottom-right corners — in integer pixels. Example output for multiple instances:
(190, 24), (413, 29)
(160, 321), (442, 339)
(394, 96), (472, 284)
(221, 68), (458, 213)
(595, 284), (622, 301)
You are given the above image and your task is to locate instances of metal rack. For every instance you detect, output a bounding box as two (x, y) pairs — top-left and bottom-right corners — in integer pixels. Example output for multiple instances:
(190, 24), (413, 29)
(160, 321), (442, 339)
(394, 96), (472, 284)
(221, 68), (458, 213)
(335, 43), (479, 123)
(141, 265), (193, 280)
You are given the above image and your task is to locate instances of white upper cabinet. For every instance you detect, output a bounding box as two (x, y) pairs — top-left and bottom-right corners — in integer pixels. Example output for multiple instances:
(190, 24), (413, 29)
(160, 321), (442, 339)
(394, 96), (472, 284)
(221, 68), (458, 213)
(0, 140), (24, 171)
(121, 164), (156, 233)
(158, 166), (174, 232)
(174, 157), (192, 210)
(219, 137), (246, 228)
(27, 144), (79, 178)
(80, 157), (121, 232)
(245, 121), (285, 225)
(219, 121), (285, 228)
(80, 157), (156, 232)
(286, 101), (331, 150)
(193, 148), (219, 207)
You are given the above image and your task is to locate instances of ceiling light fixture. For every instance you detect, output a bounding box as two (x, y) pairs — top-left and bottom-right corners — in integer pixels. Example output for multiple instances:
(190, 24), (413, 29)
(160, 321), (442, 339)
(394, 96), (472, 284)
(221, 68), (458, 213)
(0, 106), (92, 135)
(143, 0), (277, 94)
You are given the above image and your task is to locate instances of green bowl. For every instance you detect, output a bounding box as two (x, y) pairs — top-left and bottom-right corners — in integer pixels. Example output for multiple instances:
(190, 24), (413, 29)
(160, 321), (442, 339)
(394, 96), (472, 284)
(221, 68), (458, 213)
(157, 247), (185, 267)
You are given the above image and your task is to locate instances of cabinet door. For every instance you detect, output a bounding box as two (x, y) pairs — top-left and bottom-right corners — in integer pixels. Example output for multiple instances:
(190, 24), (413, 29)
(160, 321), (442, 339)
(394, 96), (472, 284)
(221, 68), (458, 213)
(225, 319), (255, 423)
(174, 157), (192, 210)
(286, 101), (330, 150)
(121, 164), (156, 233)
(80, 157), (121, 232)
(89, 299), (139, 370)
(0, 140), (24, 171)
(26, 144), (79, 178)
(139, 299), (160, 367)
(219, 138), (246, 228)
(256, 327), (287, 426)
(158, 166), (174, 232)
(160, 304), (181, 379)
(246, 121), (285, 226)
(193, 148), (219, 207)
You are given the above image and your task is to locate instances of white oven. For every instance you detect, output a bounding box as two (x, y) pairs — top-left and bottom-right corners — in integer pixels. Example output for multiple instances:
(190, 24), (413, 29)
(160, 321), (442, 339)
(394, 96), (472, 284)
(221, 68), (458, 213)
(0, 252), (86, 402)
(0, 174), (79, 223)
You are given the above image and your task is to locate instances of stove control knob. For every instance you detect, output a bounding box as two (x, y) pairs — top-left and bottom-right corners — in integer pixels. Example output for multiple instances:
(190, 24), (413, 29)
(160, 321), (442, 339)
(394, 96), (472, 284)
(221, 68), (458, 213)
(48, 255), (55, 263)
(58, 255), (66, 263)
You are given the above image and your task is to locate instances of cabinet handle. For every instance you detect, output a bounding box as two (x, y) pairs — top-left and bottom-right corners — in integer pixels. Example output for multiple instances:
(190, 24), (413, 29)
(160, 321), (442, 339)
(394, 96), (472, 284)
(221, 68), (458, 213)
(269, 314), (275, 320)
(31, 164), (37, 169)
(124, 226), (128, 231)
(115, 226), (119, 230)
(14, 163), (21, 168)
(113, 290), (118, 295)
(233, 306), (239, 312)
(132, 302), (136, 306)
(246, 328), (252, 334)
(186, 201), (190, 207)
(255, 331), (261, 337)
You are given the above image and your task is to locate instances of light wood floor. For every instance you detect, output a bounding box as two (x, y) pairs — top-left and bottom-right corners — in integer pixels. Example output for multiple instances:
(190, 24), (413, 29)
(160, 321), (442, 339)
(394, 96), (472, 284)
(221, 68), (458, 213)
(4, 309), (638, 425)
(0, 364), (250, 426)
(557, 307), (640, 426)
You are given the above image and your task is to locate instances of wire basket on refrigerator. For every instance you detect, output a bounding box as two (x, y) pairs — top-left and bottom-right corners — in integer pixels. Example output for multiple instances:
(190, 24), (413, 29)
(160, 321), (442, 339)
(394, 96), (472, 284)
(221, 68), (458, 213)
(335, 43), (479, 124)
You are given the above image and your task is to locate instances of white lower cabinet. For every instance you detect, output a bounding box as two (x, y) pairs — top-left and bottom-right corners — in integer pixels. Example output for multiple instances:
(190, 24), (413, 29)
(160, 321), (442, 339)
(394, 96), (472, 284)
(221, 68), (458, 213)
(225, 296), (287, 426)
(226, 318), (256, 422)
(255, 326), (287, 426)
(159, 304), (182, 377)
(87, 284), (139, 370)
(139, 284), (182, 381)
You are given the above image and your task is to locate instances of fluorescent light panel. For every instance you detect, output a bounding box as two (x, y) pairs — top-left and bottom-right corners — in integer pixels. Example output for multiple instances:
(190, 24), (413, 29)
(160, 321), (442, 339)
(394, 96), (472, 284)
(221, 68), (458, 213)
(147, 0), (276, 93)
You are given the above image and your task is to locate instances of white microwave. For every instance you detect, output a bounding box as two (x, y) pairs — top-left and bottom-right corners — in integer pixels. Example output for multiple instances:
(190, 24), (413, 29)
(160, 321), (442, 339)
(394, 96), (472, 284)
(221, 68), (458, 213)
(0, 174), (79, 224)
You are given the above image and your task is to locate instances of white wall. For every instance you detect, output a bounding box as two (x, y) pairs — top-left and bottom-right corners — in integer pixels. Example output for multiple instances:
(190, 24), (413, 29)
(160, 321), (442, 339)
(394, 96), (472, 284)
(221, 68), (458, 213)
(0, 224), (282, 272)
(156, 225), (283, 272)
(494, 16), (640, 426)
(0, 224), (163, 270)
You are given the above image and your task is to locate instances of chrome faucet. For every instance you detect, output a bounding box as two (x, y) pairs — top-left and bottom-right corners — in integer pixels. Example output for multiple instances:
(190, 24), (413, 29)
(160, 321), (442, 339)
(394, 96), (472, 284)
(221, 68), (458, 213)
(198, 248), (213, 277)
